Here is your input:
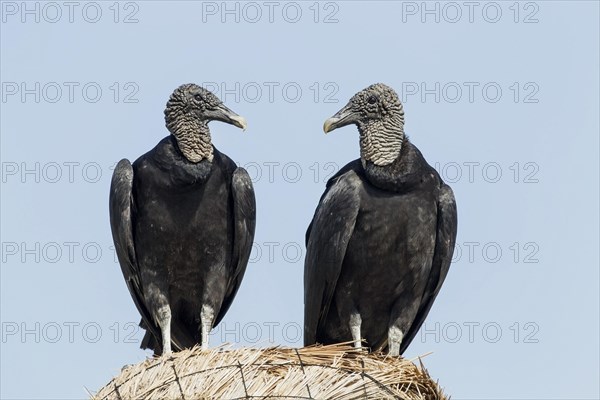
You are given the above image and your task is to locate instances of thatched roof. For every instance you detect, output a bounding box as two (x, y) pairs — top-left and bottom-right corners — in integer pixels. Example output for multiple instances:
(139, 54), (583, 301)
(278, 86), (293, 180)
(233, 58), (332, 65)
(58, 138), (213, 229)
(93, 343), (447, 399)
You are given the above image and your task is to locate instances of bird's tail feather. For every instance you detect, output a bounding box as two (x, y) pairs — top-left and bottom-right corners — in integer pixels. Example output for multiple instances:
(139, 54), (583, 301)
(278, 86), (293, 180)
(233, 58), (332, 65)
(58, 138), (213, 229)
(138, 318), (199, 356)
(139, 319), (161, 356)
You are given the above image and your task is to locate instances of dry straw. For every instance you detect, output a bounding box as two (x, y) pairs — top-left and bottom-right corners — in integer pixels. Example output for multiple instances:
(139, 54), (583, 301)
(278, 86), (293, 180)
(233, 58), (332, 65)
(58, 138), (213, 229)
(93, 343), (447, 400)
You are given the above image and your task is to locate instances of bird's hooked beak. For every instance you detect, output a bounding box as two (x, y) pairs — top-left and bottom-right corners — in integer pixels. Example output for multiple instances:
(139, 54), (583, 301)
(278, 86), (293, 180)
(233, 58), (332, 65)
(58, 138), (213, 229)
(323, 103), (357, 134)
(207, 103), (248, 131)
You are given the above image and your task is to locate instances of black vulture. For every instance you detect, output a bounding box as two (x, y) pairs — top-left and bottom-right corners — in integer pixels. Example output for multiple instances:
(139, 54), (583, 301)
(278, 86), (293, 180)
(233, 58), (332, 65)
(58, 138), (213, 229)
(304, 83), (457, 356)
(109, 83), (256, 355)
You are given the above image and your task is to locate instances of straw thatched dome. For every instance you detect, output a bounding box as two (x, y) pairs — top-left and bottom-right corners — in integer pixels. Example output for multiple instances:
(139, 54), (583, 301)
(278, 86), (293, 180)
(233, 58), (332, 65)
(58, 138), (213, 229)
(93, 344), (447, 399)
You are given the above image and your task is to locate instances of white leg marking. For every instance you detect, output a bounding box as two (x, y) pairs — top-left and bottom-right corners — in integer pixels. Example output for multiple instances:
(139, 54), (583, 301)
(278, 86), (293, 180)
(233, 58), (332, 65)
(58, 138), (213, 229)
(200, 304), (215, 350)
(349, 312), (362, 349)
(156, 305), (172, 355)
(388, 326), (404, 356)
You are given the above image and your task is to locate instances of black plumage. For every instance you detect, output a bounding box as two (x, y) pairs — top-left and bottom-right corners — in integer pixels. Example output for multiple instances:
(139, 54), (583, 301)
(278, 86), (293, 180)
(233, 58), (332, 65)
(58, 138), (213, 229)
(109, 84), (255, 355)
(304, 83), (457, 355)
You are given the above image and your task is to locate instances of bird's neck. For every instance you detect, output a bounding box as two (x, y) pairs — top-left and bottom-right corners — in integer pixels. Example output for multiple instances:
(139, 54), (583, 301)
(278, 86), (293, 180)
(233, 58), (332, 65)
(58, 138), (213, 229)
(168, 116), (213, 163)
(358, 116), (404, 168)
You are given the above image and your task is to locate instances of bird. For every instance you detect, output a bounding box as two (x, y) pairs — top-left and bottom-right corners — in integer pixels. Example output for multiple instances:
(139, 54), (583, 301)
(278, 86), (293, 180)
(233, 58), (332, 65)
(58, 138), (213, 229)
(109, 83), (256, 355)
(304, 83), (457, 356)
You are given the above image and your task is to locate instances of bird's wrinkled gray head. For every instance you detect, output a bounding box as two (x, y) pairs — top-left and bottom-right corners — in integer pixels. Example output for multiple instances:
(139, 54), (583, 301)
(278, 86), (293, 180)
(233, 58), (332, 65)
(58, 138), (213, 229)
(323, 83), (405, 167)
(164, 83), (247, 163)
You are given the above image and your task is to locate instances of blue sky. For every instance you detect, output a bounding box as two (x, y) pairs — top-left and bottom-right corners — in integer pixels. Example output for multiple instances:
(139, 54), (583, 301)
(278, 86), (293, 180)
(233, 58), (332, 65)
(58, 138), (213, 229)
(1, 1), (599, 399)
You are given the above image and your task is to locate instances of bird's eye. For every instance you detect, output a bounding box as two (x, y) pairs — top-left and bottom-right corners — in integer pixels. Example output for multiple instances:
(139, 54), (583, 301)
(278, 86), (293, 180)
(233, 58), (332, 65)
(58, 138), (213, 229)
(367, 95), (378, 104)
(194, 94), (202, 101)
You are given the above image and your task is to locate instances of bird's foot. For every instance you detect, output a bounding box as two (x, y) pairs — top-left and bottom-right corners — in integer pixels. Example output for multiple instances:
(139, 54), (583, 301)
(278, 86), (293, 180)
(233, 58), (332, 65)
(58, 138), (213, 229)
(200, 304), (215, 350)
(200, 337), (209, 350)
(388, 326), (403, 356)
(161, 336), (172, 355)
(349, 312), (362, 349)
(155, 304), (172, 357)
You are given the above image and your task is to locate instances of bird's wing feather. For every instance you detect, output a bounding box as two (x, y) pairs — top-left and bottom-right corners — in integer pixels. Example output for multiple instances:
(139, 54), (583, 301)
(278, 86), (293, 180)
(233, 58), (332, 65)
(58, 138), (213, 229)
(109, 159), (161, 350)
(400, 183), (457, 354)
(305, 160), (361, 246)
(304, 171), (362, 346)
(215, 168), (256, 325)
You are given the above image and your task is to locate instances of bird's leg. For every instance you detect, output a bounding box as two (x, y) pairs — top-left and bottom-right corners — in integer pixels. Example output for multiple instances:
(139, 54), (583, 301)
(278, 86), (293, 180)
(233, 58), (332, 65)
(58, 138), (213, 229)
(146, 282), (172, 355)
(156, 305), (172, 354)
(349, 312), (362, 349)
(388, 325), (404, 356)
(200, 304), (215, 350)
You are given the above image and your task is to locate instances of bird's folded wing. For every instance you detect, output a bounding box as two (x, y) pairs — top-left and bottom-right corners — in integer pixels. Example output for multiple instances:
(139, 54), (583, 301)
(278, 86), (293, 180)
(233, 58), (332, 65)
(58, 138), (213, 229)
(215, 168), (257, 326)
(400, 183), (457, 354)
(304, 171), (362, 346)
(109, 159), (161, 348)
